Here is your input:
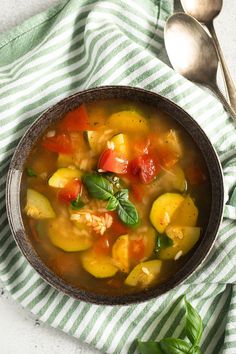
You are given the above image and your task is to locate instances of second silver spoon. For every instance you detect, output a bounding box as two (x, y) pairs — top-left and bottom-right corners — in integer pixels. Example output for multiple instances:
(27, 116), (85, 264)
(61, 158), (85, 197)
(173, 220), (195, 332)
(180, 0), (236, 112)
(164, 13), (236, 123)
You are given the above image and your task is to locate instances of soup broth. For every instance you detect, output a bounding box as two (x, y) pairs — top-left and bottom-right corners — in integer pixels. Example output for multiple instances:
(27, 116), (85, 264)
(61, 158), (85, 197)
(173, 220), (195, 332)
(22, 99), (211, 296)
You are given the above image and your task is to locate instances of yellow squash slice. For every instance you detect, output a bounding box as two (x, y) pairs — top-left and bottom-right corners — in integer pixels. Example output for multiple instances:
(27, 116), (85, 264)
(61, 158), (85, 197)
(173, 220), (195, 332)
(24, 189), (55, 219)
(48, 167), (82, 188)
(107, 111), (149, 134)
(171, 196), (198, 226)
(125, 260), (162, 287)
(110, 133), (130, 158)
(150, 193), (184, 233)
(112, 234), (129, 273)
(158, 226), (201, 260)
(48, 217), (92, 252)
(112, 228), (156, 273)
(81, 250), (118, 278)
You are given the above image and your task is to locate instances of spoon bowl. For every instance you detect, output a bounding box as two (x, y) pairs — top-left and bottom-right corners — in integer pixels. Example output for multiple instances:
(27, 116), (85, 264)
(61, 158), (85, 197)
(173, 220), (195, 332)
(164, 13), (236, 122)
(180, 0), (236, 113)
(181, 0), (222, 23)
(164, 13), (218, 85)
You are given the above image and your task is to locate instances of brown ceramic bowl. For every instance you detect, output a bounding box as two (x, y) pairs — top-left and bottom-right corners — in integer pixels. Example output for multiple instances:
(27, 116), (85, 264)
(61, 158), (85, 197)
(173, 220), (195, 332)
(6, 86), (224, 305)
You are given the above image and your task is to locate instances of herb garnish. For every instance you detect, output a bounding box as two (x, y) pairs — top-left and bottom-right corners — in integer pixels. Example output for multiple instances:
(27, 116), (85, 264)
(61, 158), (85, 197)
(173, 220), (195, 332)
(137, 297), (203, 354)
(114, 189), (139, 226)
(83, 174), (139, 225)
(155, 234), (173, 254)
(83, 174), (113, 200)
(27, 168), (37, 177)
(70, 195), (85, 210)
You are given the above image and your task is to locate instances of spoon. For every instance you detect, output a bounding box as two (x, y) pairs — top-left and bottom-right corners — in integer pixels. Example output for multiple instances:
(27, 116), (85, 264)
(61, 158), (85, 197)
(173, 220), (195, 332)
(164, 13), (236, 123)
(180, 0), (236, 112)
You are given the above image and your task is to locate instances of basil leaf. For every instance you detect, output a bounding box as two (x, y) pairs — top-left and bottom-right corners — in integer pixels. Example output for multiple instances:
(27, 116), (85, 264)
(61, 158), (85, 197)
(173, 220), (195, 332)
(138, 340), (164, 354)
(116, 198), (139, 225)
(115, 189), (139, 225)
(155, 234), (173, 253)
(160, 338), (191, 354)
(106, 196), (119, 211)
(70, 195), (85, 210)
(27, 168), (37, 177)
(83, 174), (113, 200)
(185, 298), (203, 346)
(114, 189), (129, 201)
(188, 346), (201, 354)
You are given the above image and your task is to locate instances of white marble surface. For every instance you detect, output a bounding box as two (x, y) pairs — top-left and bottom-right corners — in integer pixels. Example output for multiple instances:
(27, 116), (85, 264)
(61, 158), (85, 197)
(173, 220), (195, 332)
(0, 1), (235, 354)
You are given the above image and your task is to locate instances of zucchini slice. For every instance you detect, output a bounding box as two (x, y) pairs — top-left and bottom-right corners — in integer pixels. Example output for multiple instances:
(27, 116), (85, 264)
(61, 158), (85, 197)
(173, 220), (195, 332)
(107, 111), (149, 134)
(150, 193), (184, 233)
(48, 167), (82, 188)
(125, 260), (162, 287)
(110, 133), (129, 157)
(158, 226), (201, 260)
(24, 189), (55, 219)
(112, 234), (129, 273)
(81, 249), (118, 278)
(48, 216), (92, 252)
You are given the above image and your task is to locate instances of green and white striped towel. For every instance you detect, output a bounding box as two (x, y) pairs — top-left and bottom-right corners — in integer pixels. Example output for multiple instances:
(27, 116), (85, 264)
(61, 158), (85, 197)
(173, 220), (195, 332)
(1, 0), (236, 353)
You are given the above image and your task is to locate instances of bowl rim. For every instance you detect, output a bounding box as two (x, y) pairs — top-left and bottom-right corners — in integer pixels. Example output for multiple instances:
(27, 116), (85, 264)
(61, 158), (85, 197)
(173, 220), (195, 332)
(6, 85), (224, 305)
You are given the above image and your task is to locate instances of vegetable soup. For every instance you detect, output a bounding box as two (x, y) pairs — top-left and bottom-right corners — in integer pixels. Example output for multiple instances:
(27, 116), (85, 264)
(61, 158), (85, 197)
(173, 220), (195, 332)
(22, 99), (210, 296)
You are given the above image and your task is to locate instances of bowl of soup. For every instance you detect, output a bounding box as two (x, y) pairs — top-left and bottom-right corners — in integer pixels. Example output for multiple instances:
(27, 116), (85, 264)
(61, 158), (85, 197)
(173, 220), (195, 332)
(6, 86), (224, 305)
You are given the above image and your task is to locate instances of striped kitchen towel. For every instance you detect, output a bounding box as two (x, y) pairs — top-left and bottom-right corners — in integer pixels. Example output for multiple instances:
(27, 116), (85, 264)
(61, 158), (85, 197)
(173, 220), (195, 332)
(1, 0), (236, 353)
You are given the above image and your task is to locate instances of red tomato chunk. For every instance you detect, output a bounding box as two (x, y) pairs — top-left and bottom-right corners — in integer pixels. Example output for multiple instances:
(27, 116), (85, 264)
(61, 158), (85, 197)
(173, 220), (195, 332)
(42, 134), (73, 154)
(98, 149), (128, 174)
(58, 179), (82, 203)
(129, 154), (160, 184)
(59, 104), (94, 132)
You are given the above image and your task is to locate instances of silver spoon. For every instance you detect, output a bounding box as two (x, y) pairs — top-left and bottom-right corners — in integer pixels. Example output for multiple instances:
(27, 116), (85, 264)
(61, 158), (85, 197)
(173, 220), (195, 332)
(164, 13), (236, 123)
(180, 0), (236, 111)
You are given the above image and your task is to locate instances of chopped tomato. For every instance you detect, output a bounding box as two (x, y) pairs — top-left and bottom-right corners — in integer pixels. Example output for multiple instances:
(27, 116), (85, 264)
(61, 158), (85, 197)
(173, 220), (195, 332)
(129, 153), (160, 184)
(98, 149), (128, 174)
(129, 239), (145, 261)
(93, 235), (110, 256)
(158, 149), (179, 169)
(59, 104), (94, 132)
(58, 178), (82, 203)
(133, 137), (150, 156)
(186, 165), (206, 185)
(42, 134), (73, 154)
(109, 212), (129, 235)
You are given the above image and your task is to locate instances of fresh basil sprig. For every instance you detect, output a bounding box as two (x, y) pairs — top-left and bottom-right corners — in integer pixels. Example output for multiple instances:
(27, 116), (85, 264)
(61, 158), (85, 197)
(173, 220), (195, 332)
(155, 233), (173, 254)
(83, 174), (113, 200)
(185, 297), (203, 346)
(106, 196), (119, 211)
(137, 298), (203, 354)
(137, 341), (163, 354)
(83, 174), (139, 225)
(115, 190), (139, 225)
(70, 195), (85, 210)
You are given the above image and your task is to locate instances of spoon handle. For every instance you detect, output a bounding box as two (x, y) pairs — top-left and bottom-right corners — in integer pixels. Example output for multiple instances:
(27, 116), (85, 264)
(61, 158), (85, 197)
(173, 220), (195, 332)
(209, 82), (236, 125)
(206, 22), (236, 112)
